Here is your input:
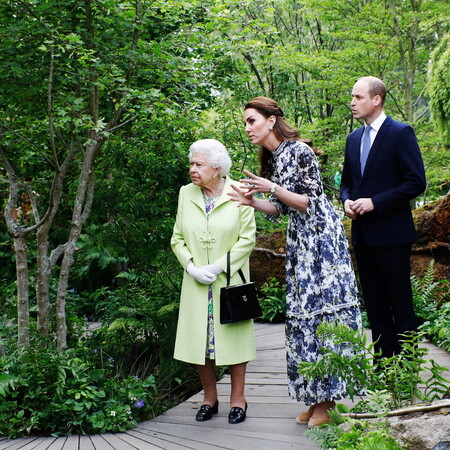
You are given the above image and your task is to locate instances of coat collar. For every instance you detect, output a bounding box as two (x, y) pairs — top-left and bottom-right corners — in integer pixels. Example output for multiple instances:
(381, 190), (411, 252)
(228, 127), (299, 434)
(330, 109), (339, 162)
(190, 175), (233, 211)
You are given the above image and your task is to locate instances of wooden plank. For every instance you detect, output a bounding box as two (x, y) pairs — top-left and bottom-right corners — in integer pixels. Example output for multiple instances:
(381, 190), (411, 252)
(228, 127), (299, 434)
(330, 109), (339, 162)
(4, 324), (450, 449)
(87, 435), (115, 450)
(9, 438), (49, 450)
(78, 436), (94, 450)
(125, 429), (189, 449)
(134, 421), (317, 449)
(150, 404), (302, 423)
(61, 435), (78, 450)
(27, 438), (58, 450)
(98, 434), (138, 450)
(114, 432), (161, 449)
(0, 437), (41, 450)
(45, 438), (67, 450)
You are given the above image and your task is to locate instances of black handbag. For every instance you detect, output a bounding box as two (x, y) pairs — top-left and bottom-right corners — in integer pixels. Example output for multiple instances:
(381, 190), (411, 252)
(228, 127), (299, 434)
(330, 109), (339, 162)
(220, 252), (262, 324)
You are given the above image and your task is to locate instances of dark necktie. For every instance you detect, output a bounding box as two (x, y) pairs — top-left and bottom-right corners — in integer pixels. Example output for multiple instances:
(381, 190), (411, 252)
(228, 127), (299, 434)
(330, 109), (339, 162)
(360, 125), (372, 175)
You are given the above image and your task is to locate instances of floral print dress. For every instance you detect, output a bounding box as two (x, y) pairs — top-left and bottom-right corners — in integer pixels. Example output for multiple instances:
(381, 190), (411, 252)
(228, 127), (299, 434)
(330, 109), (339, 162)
(204, 194), (217, 359)
(269, 140), (362, 405)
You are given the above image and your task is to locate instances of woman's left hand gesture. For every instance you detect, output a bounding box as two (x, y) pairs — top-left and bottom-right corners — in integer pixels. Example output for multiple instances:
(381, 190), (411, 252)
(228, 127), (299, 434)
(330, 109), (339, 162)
(239, 169), (274, 195)
(229, 170), (281, 215)
(228, 169), (264, 206)
(228, 183), (253, 207)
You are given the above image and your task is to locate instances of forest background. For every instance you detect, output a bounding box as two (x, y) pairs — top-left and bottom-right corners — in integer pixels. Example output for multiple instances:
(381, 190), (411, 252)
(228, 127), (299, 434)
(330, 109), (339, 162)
(0, 0), (449, 437)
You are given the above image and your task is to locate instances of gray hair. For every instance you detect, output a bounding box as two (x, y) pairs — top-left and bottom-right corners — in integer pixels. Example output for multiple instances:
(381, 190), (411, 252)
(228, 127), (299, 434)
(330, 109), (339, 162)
(188, 139), (232, 177)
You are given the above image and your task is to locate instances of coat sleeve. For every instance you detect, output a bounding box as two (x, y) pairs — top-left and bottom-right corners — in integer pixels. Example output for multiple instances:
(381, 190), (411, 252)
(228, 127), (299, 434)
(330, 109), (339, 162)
(340, 135), (356, 204)
(170, 186), (193, 269)
(371, 126), (426, 214)
(214, 203), (256, 277)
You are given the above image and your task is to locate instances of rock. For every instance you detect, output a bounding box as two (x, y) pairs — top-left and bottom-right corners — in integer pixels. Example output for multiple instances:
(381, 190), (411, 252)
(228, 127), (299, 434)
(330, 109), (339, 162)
(433, 442), (450, 450)
(388, 409), (450, 449)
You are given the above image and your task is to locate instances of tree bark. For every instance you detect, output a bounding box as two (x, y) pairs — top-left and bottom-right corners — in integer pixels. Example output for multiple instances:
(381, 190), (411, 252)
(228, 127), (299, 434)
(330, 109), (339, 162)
(55, 137), (102, 352)
(14, 236), (30, 348)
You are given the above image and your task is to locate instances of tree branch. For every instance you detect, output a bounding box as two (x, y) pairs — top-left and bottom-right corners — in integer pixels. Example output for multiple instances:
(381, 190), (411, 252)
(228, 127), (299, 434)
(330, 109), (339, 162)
(49, 244), (67, 268)
(242, 52), (266, 93)
(47, 42), (59, 167)
(253, 247), (286, 258)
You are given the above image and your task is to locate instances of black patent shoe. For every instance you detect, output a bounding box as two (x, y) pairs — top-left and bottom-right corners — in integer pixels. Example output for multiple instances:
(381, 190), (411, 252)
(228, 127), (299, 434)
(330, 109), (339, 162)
(228, 402), (248, 424)
(195, 400), (219, 421)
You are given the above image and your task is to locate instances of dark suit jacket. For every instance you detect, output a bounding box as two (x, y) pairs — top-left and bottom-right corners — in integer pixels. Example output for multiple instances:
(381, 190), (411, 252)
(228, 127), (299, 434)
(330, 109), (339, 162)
(340, 116), (426, 247)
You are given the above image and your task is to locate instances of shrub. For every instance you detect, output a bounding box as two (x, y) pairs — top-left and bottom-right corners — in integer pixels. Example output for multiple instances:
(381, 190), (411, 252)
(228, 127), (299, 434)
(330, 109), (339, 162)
(299, 322), (450, 449)
(298, 322), (450, 410)
(0, 342), (159, 437)
(411, 259), (450, 352)
(258, 277), (286, 323)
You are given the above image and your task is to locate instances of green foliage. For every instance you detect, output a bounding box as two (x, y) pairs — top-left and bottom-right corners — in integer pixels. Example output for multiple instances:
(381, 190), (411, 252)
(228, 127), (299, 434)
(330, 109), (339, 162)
(0, 342), (160, 437)
(421, 302), (450, 352)
(258, 277), (286, 323)
(0, 248), (199, 438)
(202, 0), (449, 195)
(299, 316), (450, 449)
(71, 108), (194, 294)
(305, 411), (404, 450)
(298, 322), (450, 410)
(0, 0), (449, 440)
(412, 259), (450, 352)
(412, 259), (441, 322)
(427, 35), (450, 147)
(0, 280), (18, 320)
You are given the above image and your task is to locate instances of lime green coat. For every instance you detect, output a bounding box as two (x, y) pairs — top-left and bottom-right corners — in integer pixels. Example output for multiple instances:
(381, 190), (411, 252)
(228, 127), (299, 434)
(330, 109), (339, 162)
(171, 176), (257, 365)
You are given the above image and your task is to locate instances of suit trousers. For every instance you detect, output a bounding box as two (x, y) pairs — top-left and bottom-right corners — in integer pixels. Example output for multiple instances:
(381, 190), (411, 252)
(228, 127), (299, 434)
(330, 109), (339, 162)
(354, 240), (417, 358)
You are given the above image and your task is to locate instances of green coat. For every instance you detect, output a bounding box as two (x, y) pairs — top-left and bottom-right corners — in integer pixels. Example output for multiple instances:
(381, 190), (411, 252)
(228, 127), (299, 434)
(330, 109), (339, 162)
(171, 176), (257, 365)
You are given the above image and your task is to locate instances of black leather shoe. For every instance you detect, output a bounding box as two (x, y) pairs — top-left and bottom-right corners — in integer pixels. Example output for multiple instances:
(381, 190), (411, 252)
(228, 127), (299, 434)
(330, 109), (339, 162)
(195, 400), (219, 421)
(228, 402), (248, 424)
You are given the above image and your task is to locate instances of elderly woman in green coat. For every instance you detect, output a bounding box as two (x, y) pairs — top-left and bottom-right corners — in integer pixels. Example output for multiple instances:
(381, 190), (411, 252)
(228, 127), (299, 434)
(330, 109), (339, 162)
(171, 139), (256, 425)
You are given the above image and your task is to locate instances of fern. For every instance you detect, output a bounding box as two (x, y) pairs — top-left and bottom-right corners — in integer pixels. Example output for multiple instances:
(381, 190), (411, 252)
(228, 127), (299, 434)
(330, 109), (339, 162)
(298, 323), (450, 410)
(305, 412), (404, 450)
(423, 359), (450, 401)
(305, 421), (343, 448)
(411, 259), (440, 321)
(0, 373), (17, 398)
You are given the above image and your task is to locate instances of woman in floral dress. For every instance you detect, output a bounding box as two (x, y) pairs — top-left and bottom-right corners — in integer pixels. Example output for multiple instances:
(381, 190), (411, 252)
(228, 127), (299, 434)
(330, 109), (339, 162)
(229, 97), (362, 427)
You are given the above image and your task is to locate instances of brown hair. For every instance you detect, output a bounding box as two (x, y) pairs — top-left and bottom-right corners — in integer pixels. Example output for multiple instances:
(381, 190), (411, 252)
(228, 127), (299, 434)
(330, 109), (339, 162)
(358, 76), (387, 106)
(244, 97), (302, 178)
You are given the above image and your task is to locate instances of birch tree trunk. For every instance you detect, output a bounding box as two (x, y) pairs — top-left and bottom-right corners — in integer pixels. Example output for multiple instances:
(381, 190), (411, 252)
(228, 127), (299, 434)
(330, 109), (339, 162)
(14, 236), (30, 348)
(0, 144), (35, 349)
(55, 137), (102, 352)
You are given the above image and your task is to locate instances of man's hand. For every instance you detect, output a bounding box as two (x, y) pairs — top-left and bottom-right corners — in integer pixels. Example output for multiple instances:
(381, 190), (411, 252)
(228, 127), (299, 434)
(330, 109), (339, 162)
(344, 199), (358, 220)
(351, 198), (374, 216)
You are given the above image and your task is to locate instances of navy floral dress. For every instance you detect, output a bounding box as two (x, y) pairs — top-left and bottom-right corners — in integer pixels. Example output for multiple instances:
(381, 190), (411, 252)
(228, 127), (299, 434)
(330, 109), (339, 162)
(269, 140), (362, 405)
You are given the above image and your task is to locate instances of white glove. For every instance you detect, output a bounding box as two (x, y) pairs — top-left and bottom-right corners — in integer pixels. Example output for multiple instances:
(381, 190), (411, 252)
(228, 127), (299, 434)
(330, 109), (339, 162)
(200, 263), (223, 276)
(186, 260), (217, 285)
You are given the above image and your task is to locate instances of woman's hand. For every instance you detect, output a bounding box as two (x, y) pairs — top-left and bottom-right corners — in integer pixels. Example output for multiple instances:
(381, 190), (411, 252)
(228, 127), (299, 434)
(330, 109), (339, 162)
(186, 261), (217, 285)
(228, 183), (253, 207)
(239, 169), (274, 195)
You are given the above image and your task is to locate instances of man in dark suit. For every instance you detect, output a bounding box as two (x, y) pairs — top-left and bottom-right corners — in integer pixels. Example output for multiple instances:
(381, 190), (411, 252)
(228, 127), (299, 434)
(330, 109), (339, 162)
(340, 76), (426, 358)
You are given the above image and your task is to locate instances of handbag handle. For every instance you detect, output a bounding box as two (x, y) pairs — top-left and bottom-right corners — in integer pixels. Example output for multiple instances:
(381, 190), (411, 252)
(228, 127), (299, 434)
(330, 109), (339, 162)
(226, 251), (247, 286)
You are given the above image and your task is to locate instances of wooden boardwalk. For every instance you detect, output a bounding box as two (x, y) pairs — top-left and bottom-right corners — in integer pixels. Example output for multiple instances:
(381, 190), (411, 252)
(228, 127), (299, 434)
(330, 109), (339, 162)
(1, 323), (450, 449)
